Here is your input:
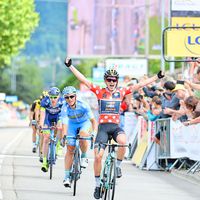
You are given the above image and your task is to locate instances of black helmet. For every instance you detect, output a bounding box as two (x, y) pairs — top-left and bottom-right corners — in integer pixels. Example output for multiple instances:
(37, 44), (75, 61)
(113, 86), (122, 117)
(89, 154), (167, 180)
(104, 69), (119, 79)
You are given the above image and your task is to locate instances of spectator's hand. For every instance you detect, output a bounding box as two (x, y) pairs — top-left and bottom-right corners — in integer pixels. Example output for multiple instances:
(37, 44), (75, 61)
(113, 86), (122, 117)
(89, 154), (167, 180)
(157, 71), (165, 79)
(180, 100), (185, 107)
(64, 57), (72, 67)
(164, 108), (172, 114)
(184, 80), (192, 86)
(183, 121), (190, 126)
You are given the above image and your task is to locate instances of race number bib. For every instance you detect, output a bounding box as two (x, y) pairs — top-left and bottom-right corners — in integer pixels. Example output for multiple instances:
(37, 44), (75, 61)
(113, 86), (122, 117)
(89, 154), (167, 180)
(99, 100), (121, 114)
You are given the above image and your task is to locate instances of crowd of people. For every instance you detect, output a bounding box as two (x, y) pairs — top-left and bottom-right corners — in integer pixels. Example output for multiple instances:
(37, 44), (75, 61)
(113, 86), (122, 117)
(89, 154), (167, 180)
(28, 57), (200, 199)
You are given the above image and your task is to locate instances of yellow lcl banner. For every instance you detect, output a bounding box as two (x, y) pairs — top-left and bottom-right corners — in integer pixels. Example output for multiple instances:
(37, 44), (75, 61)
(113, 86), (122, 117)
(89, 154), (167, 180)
(172, 17), (200, 27)
(166, 29), (200, 57)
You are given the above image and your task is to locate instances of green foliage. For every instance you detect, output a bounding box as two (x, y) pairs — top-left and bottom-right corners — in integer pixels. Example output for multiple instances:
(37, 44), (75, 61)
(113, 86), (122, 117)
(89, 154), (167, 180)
(15, 59), (43, 103)
(0, 0), (39, 66)
(149, 16), (168, 55)
(23, 2), (67, 58)
(0, 58), (43, 104)
(148, 59), (170, 75)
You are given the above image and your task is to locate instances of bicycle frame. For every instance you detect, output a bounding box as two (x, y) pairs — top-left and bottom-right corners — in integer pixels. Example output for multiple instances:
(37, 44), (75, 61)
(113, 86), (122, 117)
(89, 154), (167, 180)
(42, 125), (58, 180)
(66, 134), (93, 196)
(100, 142), (131, 200)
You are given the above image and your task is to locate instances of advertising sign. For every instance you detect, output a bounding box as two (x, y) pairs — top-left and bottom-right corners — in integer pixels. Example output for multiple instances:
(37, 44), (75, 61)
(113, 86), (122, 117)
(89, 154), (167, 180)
(105, 59), (147, 78)
(172, 0), (200, 12)
(0, 93), (6, 101)
(5, 95), (18, 103)
(166, 28), (200, 57)
(172, 17), (200, 28)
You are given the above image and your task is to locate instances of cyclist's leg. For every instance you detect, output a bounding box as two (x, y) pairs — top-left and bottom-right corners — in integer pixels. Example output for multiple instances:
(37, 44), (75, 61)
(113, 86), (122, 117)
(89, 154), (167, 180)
(93, 124), (108, 199)
(113, 126), (126, 178)
(55, 119), (63, 156)
(32, 123), (37, 152)
(63, 123), (76, 187)
(41, 116), (51, 172)
(79, 120), (91, 167)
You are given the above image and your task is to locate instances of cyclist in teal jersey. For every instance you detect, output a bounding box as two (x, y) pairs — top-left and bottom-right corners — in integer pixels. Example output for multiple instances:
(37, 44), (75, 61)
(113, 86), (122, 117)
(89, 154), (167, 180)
(61, 86), (98, 187)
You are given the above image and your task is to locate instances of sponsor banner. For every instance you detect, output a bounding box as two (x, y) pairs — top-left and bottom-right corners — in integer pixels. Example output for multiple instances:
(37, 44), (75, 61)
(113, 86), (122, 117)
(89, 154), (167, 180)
(146, 121), (159, 170)
(105, 59), (148, 79)
(5, 95), (18, 103)
(166, 29), (200, 57)
(132, 130), (148, 166)
(124, 112), (138, 144)
(0, 93), (6, 101)
(170, 120), (200, 161)
(171, 0), (200, 12)
(172, 17), (200, 28)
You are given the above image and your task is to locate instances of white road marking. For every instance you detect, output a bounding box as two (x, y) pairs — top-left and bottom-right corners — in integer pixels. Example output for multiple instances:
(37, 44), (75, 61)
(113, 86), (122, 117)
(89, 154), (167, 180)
(0, 130), (26, 200)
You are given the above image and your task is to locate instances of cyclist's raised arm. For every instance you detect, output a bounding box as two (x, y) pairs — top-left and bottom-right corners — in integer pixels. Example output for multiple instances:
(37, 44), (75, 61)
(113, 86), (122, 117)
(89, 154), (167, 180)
(131, 71), (164, 92)
(65, 57), (92, 88)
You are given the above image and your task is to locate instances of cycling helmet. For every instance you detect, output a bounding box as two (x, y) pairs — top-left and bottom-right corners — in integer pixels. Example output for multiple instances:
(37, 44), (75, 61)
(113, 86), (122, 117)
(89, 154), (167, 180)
(48, 87), (60, 96)
(62, 86), (77, 96)
(104, 69), (119, 79)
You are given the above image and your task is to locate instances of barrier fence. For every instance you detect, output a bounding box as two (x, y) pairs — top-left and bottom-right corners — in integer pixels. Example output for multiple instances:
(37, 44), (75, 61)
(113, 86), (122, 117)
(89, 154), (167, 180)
(124, 112), (200, 173)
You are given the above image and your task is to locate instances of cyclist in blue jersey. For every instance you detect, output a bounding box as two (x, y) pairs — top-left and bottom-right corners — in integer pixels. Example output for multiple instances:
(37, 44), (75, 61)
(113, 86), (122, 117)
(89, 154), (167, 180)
(39, 87), (64, 172)
(61, 86), (98, 187)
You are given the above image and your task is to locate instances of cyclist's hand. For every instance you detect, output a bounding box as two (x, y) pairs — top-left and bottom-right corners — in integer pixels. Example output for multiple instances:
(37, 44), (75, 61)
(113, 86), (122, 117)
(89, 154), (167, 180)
(61, 135), (66, 147)
(157, 70), (165, 79)
(65, 57), (72, 68)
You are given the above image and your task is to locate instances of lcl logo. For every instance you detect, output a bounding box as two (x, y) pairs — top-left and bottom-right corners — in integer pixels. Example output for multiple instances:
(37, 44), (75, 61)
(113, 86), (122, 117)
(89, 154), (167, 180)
(185, 35), (200, 55)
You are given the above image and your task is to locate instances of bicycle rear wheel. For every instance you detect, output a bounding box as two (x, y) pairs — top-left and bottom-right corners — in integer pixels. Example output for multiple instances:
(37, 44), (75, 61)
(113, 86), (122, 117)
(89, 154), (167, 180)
(72, 149), (81, 196)
(107, 161), (116, 200)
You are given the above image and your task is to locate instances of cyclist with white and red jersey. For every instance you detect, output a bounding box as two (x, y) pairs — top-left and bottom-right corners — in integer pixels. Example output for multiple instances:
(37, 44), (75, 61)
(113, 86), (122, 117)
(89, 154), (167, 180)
(65, 57), (164, 199)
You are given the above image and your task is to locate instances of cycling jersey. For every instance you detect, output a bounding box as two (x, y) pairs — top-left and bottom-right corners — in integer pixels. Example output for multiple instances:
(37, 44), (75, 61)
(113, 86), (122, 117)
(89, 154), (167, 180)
(61, 100), (94, 124)
(90, 84), (132, 124)
(40, 96), (64, 127)
(30, 99), (40, 120)
(61, 100), (93, 146)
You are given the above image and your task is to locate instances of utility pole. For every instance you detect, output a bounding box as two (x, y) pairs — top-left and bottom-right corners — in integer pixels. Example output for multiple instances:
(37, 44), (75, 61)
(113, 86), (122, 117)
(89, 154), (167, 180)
(161, 0), (165, 72)
(145, 0), (149, 60)
(169, 0), (175, 74)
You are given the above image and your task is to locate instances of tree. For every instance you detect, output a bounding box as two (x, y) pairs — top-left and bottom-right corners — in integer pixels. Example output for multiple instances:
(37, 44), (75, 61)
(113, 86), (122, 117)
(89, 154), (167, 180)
(15, 59), (43, 104)
(0, 0), (39, 66)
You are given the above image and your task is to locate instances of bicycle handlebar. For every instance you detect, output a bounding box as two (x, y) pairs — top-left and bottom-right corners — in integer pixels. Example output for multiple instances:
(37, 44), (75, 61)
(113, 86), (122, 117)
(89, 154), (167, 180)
(66, 135), (94, 149)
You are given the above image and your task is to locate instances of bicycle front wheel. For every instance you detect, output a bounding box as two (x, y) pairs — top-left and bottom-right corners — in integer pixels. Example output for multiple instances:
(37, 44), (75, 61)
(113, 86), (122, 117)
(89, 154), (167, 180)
(72, 149), (81, 196)
(49, 142), (56, 180)
(107, 160), (116, 200)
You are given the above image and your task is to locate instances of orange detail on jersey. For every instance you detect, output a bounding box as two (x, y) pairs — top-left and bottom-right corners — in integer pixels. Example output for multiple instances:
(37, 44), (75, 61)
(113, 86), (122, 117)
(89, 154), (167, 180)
(90, 84), (131, 124)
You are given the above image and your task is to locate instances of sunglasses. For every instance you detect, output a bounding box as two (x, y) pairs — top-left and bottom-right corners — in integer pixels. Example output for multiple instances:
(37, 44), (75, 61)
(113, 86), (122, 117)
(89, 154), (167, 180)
(50, 96), (58, 99)
(106, 78), (117, 83)
(65, 95), (75, 100)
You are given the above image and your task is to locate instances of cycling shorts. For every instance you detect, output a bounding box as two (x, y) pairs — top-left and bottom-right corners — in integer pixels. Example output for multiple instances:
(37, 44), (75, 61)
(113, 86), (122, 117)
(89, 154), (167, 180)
(67, 120), (91, 146)
(94, 123), (125, 149)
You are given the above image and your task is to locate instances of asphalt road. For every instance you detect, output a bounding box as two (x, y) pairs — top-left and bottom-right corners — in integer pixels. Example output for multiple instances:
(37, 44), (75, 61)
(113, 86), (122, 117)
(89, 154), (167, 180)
(0, 127), (200, 200)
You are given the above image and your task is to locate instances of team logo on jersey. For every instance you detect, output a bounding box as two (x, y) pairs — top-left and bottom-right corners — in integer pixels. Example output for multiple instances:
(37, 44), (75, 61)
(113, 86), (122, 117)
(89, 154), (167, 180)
(112, 92), (120, 98)
(102, 93), (107, 98)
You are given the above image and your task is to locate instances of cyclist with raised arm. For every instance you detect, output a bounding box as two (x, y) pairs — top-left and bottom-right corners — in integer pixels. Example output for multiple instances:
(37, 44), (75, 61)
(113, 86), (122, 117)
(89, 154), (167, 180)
(64, 57), (164, 199)
(39, 87), (64, 172)
(61, 86), (98, 188)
